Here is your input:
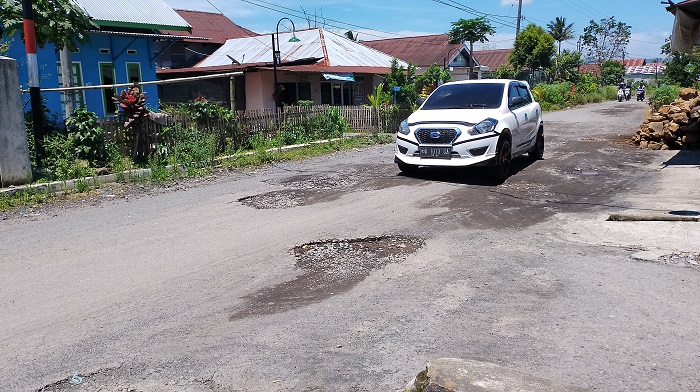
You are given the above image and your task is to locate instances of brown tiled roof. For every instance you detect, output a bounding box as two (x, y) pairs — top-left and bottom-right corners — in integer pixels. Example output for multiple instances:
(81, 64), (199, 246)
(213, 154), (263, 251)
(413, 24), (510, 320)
(361, 34), (463, 67)
(472, 49), (511, 71)
(159, 9), (257, 44)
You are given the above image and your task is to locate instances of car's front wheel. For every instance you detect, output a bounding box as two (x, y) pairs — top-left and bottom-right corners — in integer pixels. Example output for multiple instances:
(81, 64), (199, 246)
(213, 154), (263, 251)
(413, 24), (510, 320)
(493, 136), (512, 181)
(528, 128), (544, 160)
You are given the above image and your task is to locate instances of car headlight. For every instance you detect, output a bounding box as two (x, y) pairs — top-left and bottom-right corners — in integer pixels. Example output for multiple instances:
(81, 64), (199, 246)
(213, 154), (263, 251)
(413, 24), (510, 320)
(469, 118), (498, 136)
(398, 119), (410, 135)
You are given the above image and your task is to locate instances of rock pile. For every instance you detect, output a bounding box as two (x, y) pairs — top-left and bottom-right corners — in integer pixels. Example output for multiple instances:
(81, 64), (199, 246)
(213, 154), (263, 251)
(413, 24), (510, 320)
(634, 87), (700, 150)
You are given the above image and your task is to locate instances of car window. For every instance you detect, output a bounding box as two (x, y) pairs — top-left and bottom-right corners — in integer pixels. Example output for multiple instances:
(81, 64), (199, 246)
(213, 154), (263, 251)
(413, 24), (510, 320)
(517, 84), (532, 104)
(421, 83), (505, 110)
(508, 82), (521, 108)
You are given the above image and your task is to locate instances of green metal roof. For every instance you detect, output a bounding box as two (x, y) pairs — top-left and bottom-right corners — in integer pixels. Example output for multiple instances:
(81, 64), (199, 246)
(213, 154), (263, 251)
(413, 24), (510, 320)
(74, 0), (191, 32)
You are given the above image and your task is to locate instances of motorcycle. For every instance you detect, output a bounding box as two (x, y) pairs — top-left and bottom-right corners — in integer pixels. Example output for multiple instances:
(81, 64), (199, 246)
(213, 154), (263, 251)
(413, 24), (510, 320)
(617, 87), (625, 102)
(636, 87), (645, 101)
(624, 85), (631, 101)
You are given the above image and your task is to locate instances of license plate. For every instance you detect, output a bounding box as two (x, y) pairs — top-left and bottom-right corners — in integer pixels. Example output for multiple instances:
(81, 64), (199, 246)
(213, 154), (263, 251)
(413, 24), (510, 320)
(420, 147), (452, 159)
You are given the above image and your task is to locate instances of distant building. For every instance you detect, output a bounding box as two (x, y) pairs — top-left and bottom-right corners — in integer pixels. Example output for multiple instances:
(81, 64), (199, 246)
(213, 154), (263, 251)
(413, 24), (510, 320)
(158, 28), (407, 110)
(361, 34), (488, 80)
(4, 0), (191, 119)
(157, 10), (257, 69)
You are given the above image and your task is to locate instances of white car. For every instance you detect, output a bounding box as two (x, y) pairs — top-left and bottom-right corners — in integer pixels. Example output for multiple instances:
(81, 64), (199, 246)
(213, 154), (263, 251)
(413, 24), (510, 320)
(394, 79), (544, 180)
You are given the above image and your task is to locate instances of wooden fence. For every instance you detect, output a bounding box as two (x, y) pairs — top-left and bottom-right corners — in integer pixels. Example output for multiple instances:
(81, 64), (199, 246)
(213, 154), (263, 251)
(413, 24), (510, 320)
(101, 105), (410, 159)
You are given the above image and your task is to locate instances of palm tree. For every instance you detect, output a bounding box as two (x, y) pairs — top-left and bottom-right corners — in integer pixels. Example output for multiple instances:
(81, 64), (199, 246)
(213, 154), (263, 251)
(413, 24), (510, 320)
(547, 17), (574, 55)
(448, 17), (495, 79)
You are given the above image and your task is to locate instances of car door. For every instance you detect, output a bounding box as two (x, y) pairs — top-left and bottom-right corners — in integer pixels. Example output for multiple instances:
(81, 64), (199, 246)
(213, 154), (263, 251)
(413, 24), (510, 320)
(516, 83), (540, 150)
(507, 81), (526, 148)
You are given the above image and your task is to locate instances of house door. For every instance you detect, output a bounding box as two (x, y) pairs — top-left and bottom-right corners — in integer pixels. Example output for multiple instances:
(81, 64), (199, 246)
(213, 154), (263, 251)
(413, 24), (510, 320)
(99, 63), (117, 116)
(321, 82), (351, 106)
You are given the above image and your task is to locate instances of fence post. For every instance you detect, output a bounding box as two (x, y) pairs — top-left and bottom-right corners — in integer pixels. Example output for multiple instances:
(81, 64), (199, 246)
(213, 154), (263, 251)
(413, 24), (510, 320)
(0, 56), (33, 187)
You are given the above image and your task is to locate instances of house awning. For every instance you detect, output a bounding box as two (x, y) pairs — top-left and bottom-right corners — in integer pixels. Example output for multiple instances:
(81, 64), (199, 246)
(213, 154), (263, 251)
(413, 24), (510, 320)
(322, 72), (355, 82)
(667, 0), (700, 53)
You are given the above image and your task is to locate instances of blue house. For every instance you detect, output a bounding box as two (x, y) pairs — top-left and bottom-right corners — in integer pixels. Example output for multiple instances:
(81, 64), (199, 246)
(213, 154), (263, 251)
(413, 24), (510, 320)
(4, 0), (191, 120)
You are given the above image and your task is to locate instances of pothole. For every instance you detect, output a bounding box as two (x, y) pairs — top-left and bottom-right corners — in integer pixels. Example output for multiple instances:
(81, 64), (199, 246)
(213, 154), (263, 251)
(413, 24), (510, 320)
(268, 169), (367, 190)
(238, 191), (302, 209)
(229, 236), (424, 320)
(658, 252), (700, 270)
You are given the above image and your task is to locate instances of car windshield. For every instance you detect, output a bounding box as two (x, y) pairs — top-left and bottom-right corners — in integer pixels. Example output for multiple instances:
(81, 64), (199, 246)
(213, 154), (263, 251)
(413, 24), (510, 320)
(421, 83), (504, 110)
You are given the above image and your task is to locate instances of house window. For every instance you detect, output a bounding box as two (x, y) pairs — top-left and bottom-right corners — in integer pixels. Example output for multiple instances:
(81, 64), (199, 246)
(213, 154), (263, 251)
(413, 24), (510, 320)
(100, 48), (110, 54)
(126, 62), (142, 84)
(56, 62), (86, 109)
(127, 49), (137, 55)
(321, 82), (351, 106)
(99, 63), (117, 116)
(278, 82), (311, 105)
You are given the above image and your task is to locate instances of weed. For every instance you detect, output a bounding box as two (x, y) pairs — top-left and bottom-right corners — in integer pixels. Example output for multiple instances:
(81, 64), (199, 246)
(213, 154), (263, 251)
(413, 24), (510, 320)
(0, 187), (54, 211)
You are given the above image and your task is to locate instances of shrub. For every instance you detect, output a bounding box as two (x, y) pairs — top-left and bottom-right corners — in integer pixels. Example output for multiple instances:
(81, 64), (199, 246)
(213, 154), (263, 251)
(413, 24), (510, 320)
(42, 133), (95, 181)
(648, 85), (681, 111)
(65, 108), (109, 166)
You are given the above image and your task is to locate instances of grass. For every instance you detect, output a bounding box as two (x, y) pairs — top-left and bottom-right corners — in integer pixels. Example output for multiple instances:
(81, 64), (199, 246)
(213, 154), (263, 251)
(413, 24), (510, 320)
(0, 133), (394, 212)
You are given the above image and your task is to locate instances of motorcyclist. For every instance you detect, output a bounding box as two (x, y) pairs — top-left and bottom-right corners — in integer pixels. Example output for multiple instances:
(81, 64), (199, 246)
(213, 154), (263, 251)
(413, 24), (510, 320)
(617, 82), (626, 102)
(636, 82), (646, 101)
(624, 83), (631, 101)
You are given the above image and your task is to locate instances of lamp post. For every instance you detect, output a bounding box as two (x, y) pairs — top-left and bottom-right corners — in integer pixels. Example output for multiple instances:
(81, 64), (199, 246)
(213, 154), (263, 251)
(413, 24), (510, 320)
(272, 18), (300, 108)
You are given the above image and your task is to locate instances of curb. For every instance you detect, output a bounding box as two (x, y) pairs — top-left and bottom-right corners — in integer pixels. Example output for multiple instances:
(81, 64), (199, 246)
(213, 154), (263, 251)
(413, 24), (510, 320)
(0, 133), (384, 197)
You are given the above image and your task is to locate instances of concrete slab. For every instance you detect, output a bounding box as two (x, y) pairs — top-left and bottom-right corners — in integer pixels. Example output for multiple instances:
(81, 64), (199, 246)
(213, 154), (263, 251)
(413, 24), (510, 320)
(405, 358), (591, 392)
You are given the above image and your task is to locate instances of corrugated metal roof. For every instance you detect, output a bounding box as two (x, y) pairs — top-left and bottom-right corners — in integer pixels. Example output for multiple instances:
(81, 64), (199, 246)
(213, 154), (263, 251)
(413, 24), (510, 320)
(73, 0), (191, 32)
(159, 10), (257, 44)
(196, 28), (406, 69)
(362, 34), (466, 68)
(627, 64), (666, 75)
(473, 49), (512, 71)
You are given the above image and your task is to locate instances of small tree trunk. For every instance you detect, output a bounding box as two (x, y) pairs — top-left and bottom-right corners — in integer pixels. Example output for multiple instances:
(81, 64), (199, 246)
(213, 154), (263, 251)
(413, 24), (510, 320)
(469, 41), (474, 79)
(60, 45), (75, 119)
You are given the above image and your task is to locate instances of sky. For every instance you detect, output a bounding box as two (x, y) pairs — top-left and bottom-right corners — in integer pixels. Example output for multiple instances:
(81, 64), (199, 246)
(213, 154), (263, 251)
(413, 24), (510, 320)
(162, 0), (675, 61)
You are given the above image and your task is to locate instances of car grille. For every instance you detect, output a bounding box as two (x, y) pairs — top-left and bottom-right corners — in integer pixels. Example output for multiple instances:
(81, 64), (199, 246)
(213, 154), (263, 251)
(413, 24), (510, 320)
(416, 128), (458, 144)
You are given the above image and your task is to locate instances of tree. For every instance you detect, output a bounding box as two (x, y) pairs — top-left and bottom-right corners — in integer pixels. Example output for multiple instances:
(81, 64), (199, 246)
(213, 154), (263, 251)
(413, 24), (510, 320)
(383, 58), (417, 107)
(509, 23), (556, 72)
(416, 64), (451, 96)
(664, 48), (700, 87)
(1, 0), (94, 51)
(661, 35), (672, 56)
(581, 17), (631, 65)
(549, 50), (584, 83)
(600, 60), (625, 85)
(547, 17), (574, 55)
(448, 17), (495, 79)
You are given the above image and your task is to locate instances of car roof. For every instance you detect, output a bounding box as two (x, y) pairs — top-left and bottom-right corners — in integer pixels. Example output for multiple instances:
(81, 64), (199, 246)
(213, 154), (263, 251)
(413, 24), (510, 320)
(441, 79), (527, 87)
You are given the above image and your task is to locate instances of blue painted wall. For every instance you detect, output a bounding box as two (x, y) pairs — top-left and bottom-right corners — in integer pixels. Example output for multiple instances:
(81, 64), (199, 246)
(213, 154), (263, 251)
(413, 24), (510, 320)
(6, 32), (159, 121)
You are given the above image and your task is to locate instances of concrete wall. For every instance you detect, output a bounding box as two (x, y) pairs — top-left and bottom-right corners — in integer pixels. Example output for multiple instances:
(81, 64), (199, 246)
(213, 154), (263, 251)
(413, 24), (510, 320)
(0, 56), (33, 186)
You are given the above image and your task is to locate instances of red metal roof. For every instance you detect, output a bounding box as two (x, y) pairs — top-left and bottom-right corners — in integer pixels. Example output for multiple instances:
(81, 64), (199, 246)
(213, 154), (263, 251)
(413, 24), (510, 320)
(361, 34), (463, 67)
(472, 49), (511, 71)
(159, 9), (257, 44)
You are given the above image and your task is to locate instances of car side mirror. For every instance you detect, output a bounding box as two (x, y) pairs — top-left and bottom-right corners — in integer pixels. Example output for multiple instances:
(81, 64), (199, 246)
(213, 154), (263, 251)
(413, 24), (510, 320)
(511, 96), (525, 106)
(416, 97), (425, 106)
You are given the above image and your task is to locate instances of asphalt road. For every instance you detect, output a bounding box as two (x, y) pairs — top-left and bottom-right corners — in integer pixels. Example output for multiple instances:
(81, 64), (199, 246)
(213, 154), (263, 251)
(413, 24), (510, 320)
(2, 99), (700, 392)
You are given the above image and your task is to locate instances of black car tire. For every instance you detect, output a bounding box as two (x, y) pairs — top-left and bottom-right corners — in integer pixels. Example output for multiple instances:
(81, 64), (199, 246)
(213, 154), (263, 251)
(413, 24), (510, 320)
(528, 128), (544, 160)
(493, 136), (512, 181)
(397, 161), (418, 175)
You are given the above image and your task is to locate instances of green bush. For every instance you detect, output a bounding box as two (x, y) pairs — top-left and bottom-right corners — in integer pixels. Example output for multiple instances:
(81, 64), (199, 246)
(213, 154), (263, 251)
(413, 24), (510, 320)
(65, 108), (109, 166)
(648, 85), (681, 111)
(42, 133), (95, 181)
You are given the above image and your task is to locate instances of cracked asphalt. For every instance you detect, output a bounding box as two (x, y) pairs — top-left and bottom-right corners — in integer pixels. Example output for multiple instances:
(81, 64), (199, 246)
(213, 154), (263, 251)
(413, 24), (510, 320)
(2, 99), (700, 391)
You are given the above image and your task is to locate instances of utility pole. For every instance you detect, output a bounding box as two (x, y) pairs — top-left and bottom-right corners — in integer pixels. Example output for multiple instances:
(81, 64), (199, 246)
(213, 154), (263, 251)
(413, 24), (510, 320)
(516, 0), (523, 36)
(21, 0), (44, 166)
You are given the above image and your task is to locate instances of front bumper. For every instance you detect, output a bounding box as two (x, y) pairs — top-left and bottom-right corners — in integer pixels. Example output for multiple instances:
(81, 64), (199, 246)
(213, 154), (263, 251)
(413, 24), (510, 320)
(394, 132), (499, 167)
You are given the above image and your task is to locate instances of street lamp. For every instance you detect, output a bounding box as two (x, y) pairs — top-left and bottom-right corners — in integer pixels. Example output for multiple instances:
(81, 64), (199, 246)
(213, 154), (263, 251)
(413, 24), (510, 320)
(272, 17), (301, 108)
